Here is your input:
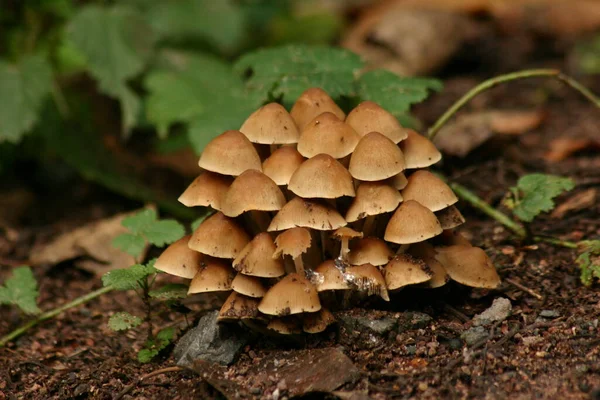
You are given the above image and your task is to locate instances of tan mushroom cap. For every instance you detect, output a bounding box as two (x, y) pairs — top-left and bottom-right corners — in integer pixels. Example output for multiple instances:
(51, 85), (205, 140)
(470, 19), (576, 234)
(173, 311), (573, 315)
(233, 233), (285, 278)
(401, 170), (458, 212)
(268, 317), (303, 335)
(408, 242), (449, 288)
(400, 129), (442, 169)
(189, 212), (250, 258)
(385, 200), (443, 244)
(435, 245), (501, 289)
(436, 205), (465, 230)
(262, 147), (305, 186)
(332, 227), (363, 240)
(349, 132), (406, 181)
(258, 273), (321, 316)
(439, 230), (472, 247)
(188, 258), (235, 294)
(154, 235), (202, 279)
(345, 101), (408, 143)
(274, 227), (312, 258)
(347, 237), (394, 266)
(314, 260), (350, 291)
(303, 308), (336, 333)
(290, 88), (345, 130)
(297, 112), (360, 159)
(386, 172), (408, 190)
(384, 254), (433, 290)
(239, 102), (300, 144)
(231, 273), (267, 298)
(346, 263), (390, 301)
(221, 170), (286, 217)
(268, 197), (347, 231)
(218, 292), (260, 321)
(345, 181), (403, 222)
(178, 172), (232, 209)
(288, 154), (355, 199)
(198, 130), (262, 176)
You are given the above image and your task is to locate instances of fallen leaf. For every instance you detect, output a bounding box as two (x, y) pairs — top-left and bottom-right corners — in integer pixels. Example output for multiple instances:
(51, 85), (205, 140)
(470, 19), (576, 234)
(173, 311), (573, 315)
(544, 137), (600, 162)
(551, 188), (597, 219)
(30, 208), (151, 276)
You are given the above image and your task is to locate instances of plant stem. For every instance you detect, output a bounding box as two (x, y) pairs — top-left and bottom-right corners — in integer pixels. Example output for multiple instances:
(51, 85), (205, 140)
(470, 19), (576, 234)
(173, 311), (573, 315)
(0, 286), (114, 348)
(427, 69), (600, 140)
(533, 236), (578, 249)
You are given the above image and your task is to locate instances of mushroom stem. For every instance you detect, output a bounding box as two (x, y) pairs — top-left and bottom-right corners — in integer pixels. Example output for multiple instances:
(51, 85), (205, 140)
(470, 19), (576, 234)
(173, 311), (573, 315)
(320, 231), (328, 260)
(340, 237), (350, 260)
(396, 244), (409, 254)
(362, 215), (376, 236)
(270, 144), (278, 154)
(251, 210), (271, 232)
(293, 256), (305, 276)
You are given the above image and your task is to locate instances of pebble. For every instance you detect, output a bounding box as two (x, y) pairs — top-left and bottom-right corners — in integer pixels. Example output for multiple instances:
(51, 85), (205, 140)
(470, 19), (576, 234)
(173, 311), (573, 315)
(473, 298), (512, 327)
(539, 310), (560, 318)
(461, 326), (488, 346)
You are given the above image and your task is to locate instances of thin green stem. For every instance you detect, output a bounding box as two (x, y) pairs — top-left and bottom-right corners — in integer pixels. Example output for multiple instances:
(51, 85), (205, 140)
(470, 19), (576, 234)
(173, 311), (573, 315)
(533, 236), (578, 249)
(0, 286), (114, 348)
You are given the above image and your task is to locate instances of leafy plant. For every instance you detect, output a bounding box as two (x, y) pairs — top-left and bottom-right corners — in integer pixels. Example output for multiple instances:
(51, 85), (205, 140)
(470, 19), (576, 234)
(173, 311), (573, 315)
(0, 266), (40, 315)
(138, 327), (175, 363)
(577, 240), (600, 286)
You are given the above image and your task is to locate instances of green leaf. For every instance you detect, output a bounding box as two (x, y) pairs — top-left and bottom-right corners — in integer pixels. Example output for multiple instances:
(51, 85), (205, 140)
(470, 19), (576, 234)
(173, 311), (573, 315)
(121, 209), (158, 235)
(108, 312), (143, 331)
(144, 220), (186, 247)
(156, 326), (175, 342)
(575, 34), (600, 74)
(577, 240), (600, 286)
(0, 266), (40, 314)
(357, 69), (442, 117)
(67, 5), (154, 133)
(234, 44), (364, 106)
(191, 216), (208, 231)
(0, 55), (52, 143)
(120, 208), (185, 247)
(102, 263), (155, 290)
(138, 327), (175, 363)
(112, 233), (147, 258)
(149, 284), (188, 300)
(268, 13), (344, 46)
(512, 174), (576, 222)
(137, 348), (159, 363)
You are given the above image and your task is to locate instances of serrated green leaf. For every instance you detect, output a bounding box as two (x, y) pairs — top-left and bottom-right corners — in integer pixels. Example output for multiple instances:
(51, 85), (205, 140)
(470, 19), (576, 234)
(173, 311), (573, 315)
(137, 327), (175, 363)
(137, 348), (159, 363)
(112, 233), (146, 258)
(149, 284), (188, 300)
(0, 266), (40, 314)
(144, 220), (185, 247)
(268, 13), (344, 46)
(0, 55), (52, 143)
(108, 312), (143, 331)
(120, 209), (184, 247)
(577, 240), (600, 286)
(234, 44), (364, 106)
(512, 174), (576, 222)
(102, 263), (154, 290)
(357, 69), (442, 117)
(156, 326), (175, 342)
(121, 209), (158, 235)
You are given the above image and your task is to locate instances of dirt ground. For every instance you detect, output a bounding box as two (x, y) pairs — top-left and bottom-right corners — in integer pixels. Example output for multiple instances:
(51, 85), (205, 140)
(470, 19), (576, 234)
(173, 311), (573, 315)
(1, 40), (600, 400)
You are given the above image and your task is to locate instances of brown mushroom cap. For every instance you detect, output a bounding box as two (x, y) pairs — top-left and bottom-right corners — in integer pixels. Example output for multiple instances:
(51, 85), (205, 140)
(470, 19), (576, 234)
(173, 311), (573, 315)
(314, 260), (350, 291)
(345, 101), (408, 143)
(290, 88), (345, 130)
(297, 112), (360, 159)
(346, 263), (390, 301)
(347, 237), (394, 266)
(189, 212), (250, 258)
(188, 258), (235, 294)
(178, 172), (232, 209)
(231, 273), (267, 298)
(198, 130), (262, 176)
(221, 170), (286, 217)
(239, 102), (300, 144)
(268, 197), (347, 231)
(400, 129), (442, 169)
(274, 227), (312, 258)
(408, 242), (449, 288)
(439, 230), (472, 247)
(384, 200), (443, 244)
(288, 154), (355, 199)
(384, 254), (433, 290)
(218, 292), (260, 321)
(267, 317), (303, 335)
(258, 273), (321, 315)
(154, 235), (202, 279)
(332, 227), (363, 240)
(435, 245), (501, 289)
(262, 147), (305, 186)
(303, 308), (336, 333)
(345, 181), (403, 222)
(386, 172), (408, 190)
(233, 232), (285, 278)
(349, 132), (406, 181)
(436, 205), (465, 230)
(401, 170), (458, 212)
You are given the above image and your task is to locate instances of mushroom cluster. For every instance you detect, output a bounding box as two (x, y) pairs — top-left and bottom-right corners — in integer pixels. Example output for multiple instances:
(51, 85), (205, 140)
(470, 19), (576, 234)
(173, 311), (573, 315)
(155, 88), (501, 334)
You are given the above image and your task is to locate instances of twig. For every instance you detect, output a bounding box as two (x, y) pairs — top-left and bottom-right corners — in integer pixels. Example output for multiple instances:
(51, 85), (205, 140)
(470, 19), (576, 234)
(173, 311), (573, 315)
(114, 366), (183, 400)
(504, 278), (544, 300)
(0, 286), (114, 347)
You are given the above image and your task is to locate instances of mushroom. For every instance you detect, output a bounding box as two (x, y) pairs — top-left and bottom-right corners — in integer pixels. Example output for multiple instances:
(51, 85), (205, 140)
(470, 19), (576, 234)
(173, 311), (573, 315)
(231, 273), (267, 298)
(267, 317), (303, 335)
(297, 112), (360, 159)
(386, 172), (408, 190)
(347, 237), (394, 266)
(435, 205), (465, 230)
(303, 308), (336, 333)
(345, 101), (408, 143)
(274, 227), (312, 275)
(178, 171), (232, 210)
(258, 273), (321, 315)
(314, 260), (350, 291)
(435, 245), (501, 289)
(438, 230), (472, 247)
(239, 102), (300, 146)
(349, 132), (406, 181)
(154, 235), (201, 279)
(198, 130), (262, 176)
(408, 242), (449, 288)
(345, 181), (403, 235)
(262, 147), (305, 186)
(188, 257), (235, 294)
(218, 292), (260, 321)
(332, 227), (363, 261)
(290, 88), (345, 130)
(288, 154), (355, 199)
(384, 254), (433, 290)
(268, 197), (347, 231)
(401, 170), (458, 212)
(400, 129), (442, 169)
(188, 212), (250, 258)
(233, 232), (285, 278)
(384, 200), (443, 245)
(346, 263), (389, 301)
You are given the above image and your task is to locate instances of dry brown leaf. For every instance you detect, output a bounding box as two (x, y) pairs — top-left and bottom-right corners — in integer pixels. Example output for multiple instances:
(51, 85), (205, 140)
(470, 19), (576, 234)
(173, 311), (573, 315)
(30, 208), (151, 276)
(551, 188), (597, 219)
(545, 137), (600, 162)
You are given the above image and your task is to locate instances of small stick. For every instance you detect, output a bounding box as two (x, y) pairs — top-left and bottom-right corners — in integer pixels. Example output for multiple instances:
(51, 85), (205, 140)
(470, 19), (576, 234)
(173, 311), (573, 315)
(505, 277), (543, 300)
(114, 366), (184, 400)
